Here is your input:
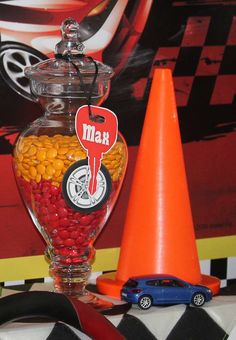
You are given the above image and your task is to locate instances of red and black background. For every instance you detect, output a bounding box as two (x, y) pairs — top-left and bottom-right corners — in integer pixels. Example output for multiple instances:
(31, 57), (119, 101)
(0, 1), (236, 261)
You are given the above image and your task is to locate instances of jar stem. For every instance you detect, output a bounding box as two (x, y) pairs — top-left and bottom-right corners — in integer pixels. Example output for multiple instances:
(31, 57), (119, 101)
(49, 258), (91, 296)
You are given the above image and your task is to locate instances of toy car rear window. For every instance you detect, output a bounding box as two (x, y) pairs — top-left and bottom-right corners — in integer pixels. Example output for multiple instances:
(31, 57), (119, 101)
(124, 279), (138, 288)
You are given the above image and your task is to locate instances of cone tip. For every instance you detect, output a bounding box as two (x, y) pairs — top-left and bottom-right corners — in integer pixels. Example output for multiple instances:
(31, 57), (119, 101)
(153, 67), (172, 79)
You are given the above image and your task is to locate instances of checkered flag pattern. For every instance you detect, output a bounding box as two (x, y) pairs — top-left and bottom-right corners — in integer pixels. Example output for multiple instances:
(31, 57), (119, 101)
(1, 256), (236, 290)
(151, 12), (236, 108)
(109, 297), (236, 340)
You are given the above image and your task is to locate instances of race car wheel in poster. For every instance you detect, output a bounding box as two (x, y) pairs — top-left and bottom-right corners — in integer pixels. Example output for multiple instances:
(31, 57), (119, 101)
(62, 159), (112, 213)
(0, 41), (47, 101)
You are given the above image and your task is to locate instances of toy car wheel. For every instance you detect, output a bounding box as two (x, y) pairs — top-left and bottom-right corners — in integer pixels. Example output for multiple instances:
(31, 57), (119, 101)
(0, 42), (47, 100)
(191, 292), (206, 307)
(62, 159), (112, 213)
(138, 295), (153, 310)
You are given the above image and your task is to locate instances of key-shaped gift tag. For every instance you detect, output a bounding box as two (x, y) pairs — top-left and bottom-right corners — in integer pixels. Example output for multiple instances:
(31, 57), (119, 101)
(76, 105), (118, 196)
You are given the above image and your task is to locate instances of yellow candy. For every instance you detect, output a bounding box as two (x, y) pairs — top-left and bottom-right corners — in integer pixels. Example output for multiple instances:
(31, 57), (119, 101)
(43, 173), (52, 180)
(51, 181), (60, 187)
(37, 164), (45, 175)
(36, 174), (42, 183)
(33, 141), (43, 147)
(22, 163), (30, 169)
(46, 148), (57, 159)
(44, 143), (53, 148)
(21, 168), (29, 175)
(22, 145), (30, 153)
(46, 165), (55, 176)
(29, 166), (37, 177)
(56, 175), (63, 182)
(18, 163), (24, 172)
(27, 145), (37, 156)
(73, 150), (86, 160)
(58, 147), (68, 155)
(23, 175), (30, 182)
(66, 150), (74, 160)
(70, 142), (80, 147)
(36, 150), (46, 161)
(57, 155), (66, 160)
(54, 169), (62, 177)
(53, 134), (63, 138)
(14, 134), (126, 185)
(60, 143), (70, 148)
(39, 135), (49, 140)
(52, 159), (64, 170)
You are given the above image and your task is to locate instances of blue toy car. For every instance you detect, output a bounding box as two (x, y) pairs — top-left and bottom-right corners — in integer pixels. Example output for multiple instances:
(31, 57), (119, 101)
(121, 274), (212, 309)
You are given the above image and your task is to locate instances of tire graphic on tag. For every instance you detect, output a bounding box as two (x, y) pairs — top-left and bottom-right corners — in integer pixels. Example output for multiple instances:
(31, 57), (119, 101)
(62, 159), (112, 213)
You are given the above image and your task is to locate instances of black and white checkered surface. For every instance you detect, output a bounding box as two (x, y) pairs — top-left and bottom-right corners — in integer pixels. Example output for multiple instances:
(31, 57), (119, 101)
(0, 322), (91, 340)
(200, 256), (236, 288)
(1, 281), (236, 340)
(108, 295), (236, 340)
(1, 255), (235, 339)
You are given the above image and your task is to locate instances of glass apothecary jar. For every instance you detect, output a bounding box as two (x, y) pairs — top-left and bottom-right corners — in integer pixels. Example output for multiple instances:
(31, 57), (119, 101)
(12, 18), (128, 298)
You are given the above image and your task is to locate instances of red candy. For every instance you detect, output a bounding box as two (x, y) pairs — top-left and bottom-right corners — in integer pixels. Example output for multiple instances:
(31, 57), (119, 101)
(64, 238), (75, 247)
(58, 207), (68, 217)
(18, 179), (114, 262)
(59, 217), (70, 227)
(80, 215), (93, 226)
(58, 230), (69, 239)
(48, 204), (57, 213)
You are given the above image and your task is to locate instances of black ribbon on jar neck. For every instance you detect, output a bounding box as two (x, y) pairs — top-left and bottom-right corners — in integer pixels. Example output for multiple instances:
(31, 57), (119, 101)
(55, 53), (100, 122)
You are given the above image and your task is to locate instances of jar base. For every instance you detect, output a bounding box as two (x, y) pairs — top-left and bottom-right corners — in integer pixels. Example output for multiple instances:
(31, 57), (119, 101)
(50, 261), (91, 297)
(49, 261), (114, 310)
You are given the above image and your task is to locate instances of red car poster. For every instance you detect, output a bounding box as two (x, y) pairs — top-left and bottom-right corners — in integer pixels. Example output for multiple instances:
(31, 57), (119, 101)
(0, 1), (236, 266)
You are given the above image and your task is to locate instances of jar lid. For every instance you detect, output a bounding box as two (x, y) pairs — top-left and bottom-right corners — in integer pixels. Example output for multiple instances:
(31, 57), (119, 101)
(25, 18), (113, 82)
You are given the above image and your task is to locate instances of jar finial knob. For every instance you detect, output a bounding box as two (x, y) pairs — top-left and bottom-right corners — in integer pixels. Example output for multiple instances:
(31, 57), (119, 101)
(55, 18), (85, 56)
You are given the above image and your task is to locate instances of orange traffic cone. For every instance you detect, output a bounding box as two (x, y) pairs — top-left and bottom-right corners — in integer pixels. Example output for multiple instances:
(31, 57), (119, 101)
(97, 68), (220, 298)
